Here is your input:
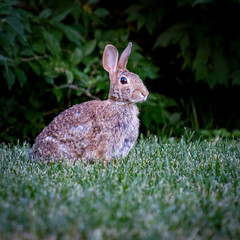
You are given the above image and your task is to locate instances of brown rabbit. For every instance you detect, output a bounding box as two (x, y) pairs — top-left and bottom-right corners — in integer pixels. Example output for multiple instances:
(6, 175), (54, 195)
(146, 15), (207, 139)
(33, 42), (149, 162)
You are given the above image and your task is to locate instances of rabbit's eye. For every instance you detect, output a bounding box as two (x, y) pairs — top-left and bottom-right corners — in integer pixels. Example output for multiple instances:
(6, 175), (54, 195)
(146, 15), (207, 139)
(120, 77), (128, 84)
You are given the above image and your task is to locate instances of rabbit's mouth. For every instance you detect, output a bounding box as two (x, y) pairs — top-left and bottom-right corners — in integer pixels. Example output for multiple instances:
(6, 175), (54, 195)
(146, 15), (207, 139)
(131, 92), (148, 103)
(131, 88), (149, 103)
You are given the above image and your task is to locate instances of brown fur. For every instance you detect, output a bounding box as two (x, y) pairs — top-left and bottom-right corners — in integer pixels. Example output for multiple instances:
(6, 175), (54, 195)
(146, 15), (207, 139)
(33, 42), (149, 162)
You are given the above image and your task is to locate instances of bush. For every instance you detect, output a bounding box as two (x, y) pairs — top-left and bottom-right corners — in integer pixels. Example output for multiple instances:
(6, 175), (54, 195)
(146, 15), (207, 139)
(0, 0), (159, 142)
(1, 0), (240, 142)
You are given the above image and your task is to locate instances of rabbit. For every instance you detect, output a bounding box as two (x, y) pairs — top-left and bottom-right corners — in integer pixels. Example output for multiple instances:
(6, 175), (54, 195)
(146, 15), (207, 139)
(33, 42), (149, 163)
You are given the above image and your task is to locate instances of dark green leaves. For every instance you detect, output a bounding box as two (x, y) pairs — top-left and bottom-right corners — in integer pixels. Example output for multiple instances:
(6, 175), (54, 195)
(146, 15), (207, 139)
(142, 93), (181, 133)
(154, 20), (232, 88)
(39, 8), (52, 19)
(6, 16), (26, 41)
(32, 40), (45, 54)
(192, 43), (211, 82)
(0, 54), (12, 65)
(43, 31), (61, 57)
(154, 23), (188, 48)
(125, 4), (162, 34)
(1, 0), (239, 142)
(14, 67), (27, 87)
(208, 49), (228, 87)
(70, 48), (83, 66)
(94, 8), (109, 17)
(55, 23), (83, 45)
(51, 7), (73, 22)
(65, 69), (73, 84)
(83, 39), (97, 56)
(231, 70), (240, 86)
(3, 68), (15, 90)
(178, 0), (214, 7)
(193, 44), (229, 87)
(191, 0), (214, 7)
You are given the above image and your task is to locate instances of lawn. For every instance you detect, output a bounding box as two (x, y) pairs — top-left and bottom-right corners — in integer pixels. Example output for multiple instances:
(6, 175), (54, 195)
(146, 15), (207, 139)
(0, 136), (240, 239)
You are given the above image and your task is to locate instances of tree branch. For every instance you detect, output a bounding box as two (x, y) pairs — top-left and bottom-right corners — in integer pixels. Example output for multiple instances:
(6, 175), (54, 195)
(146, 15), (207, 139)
(56, 84), (100, 100)
(21, 55), (47, 62)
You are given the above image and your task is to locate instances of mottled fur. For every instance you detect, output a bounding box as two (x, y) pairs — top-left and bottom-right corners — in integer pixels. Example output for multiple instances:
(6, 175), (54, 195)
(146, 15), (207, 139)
(33, 42), (149, 162)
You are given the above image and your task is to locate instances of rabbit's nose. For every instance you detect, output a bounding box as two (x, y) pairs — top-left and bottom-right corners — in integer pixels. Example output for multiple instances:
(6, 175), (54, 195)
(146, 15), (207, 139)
(139, 89), (149, 102)
(142, 87), (149, 99)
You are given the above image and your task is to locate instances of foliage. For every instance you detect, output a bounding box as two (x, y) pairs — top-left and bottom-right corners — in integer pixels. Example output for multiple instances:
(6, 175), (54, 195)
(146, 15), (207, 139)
(141, 93), (182, 135)
(127, 0), (240, 88)
(0, 0), (159, 142)
(1, 0), (240, 142)
(0, 137), (240, 239)
(125, 0), (240, 134)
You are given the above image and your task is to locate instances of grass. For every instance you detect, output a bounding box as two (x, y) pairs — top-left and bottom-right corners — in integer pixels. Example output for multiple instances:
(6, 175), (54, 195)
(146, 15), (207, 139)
(0, 136), (240, 240)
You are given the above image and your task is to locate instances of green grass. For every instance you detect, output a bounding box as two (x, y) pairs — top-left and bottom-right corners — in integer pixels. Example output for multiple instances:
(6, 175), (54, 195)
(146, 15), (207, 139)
(0, 136), (240, 240)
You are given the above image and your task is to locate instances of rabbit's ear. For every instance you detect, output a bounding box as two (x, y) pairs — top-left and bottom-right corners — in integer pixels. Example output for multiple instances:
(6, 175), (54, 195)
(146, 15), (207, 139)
(118, 42), (132, 69)
(103, 44), (119, 74)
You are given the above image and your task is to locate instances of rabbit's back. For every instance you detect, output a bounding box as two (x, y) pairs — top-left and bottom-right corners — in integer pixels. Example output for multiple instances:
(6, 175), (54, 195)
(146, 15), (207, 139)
(33, 100), (139, 162)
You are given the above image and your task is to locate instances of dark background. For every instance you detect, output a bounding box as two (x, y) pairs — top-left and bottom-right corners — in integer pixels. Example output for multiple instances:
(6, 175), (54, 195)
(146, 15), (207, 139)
(1, 0), (240, 142)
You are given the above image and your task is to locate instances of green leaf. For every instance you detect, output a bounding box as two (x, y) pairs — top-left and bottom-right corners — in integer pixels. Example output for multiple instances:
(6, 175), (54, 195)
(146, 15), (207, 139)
(192, 0), (214, 7)
(127, 13), (141, 24)
(53, 87), (63, 102)
(94, 8), (109, 17)
(155, 32), (174, 47)
(179, 34), (190, 69)
(0, 54), (12, 64)
(145, 14), (156, 35)
(231, 70), (240, 86)
(177, 0), (191, 7)
(179, 34), (189, 56)
(32, 40), (45, 54)
(14, 67), (27, 86)
(38, 59), (48, 70)
(169, 112), (181, 125)
(66, 69), (74, 83)
(154, 23), (187, 48)
(142, 112), (151, 128)
(1, 30), (17, 50)
(51, 8), (73, 22)
(6, 16), (26, 41)
(72, 2), (82, 22)
(39, 8), (52, 19)
(44, 75), (54, 85)
(82, 10), (90, 29)
(141, 62), (159, 80)
(55, 23), (83, 45)
(25, 109), (43, 124)
(83, 40), (97, 56)
(20, 48), (32, 57)
(70, 48), (83, 66)
(192, 43), (211, 81)
(0, 33), (12, 54)
(52, 29), (63, 42)
(88, 0), (100, 3)
(72, 68), (89, 84)
(3, 68), (16, 90)
(43, 31), (61, 57)
(208, 50), (228, 87)
(29, 62), (41, 76)
(137, 16), (145, 31)
(125, 4), (144, 14)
